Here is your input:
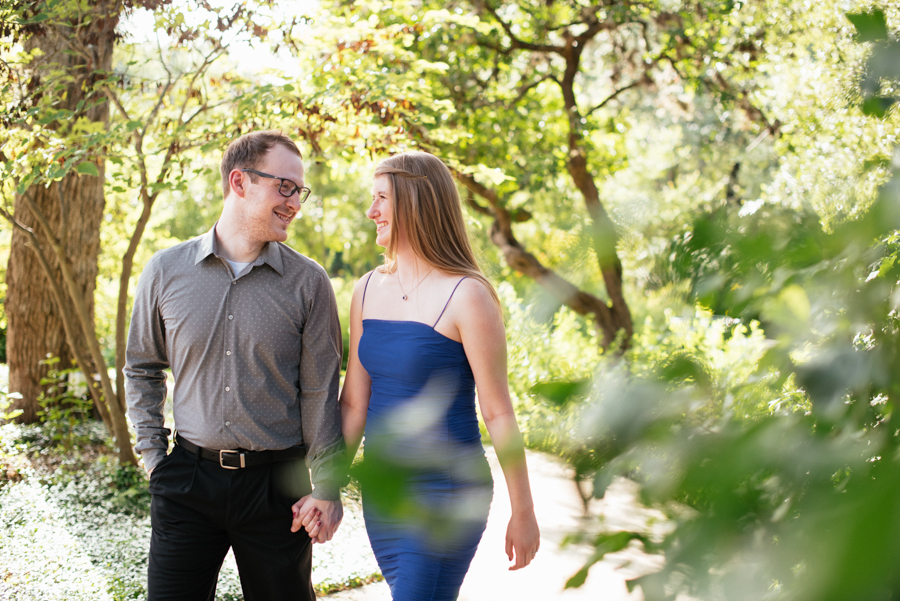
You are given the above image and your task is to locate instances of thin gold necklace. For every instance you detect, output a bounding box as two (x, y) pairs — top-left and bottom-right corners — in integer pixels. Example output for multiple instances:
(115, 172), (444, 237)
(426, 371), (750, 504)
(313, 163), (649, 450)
(397, 268), (434, 301)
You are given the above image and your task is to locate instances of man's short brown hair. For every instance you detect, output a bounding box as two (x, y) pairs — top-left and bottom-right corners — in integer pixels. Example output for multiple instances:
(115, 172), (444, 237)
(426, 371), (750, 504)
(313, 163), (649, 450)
(220, 130), (302, 198)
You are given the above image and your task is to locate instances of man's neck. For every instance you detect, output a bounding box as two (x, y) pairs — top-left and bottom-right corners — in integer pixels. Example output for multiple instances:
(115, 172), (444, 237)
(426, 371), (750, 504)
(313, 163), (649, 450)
(214, 216), (265, 264)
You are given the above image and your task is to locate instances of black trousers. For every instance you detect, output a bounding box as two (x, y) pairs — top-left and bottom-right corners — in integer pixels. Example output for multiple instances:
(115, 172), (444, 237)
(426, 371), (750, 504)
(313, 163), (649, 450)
(147, 444), (316, 601)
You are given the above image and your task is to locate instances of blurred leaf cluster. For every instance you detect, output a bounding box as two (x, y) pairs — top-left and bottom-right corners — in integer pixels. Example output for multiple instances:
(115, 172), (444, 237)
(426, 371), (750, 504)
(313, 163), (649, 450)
(549, 12), (900, 600)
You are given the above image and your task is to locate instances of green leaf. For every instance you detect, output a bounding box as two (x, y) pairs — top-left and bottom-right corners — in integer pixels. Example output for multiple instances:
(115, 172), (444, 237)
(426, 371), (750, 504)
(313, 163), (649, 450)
(659, 353), (711, 389)
(847, 11), (889, 43)
(565, 532), (641, 588)
(862, 96), (897, 118)
(864, 156), (892, 171)
(530, 380), (588, 406)
(878, 255), (897, 278)
(75, 162), (100, 177)
(565, 566), (591, 589)
(24, 13), (50, 24)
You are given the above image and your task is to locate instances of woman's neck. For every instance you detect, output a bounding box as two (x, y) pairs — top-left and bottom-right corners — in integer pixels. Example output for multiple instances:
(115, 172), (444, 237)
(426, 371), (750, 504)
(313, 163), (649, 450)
(393, 248), (430, 280)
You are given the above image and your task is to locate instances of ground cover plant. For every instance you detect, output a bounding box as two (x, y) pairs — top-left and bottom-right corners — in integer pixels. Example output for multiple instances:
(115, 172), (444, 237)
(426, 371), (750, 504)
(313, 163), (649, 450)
(0, 366), (381, 600)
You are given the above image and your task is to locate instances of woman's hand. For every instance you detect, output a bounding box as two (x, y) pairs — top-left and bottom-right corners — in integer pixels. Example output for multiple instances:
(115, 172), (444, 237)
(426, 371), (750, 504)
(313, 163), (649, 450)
(505, 509), (540, 570)
(291, 495), (344, 543)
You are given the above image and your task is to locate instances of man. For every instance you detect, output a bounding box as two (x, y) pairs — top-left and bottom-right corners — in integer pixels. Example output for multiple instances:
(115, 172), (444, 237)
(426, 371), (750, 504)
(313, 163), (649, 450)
(125, 130), (345, 601)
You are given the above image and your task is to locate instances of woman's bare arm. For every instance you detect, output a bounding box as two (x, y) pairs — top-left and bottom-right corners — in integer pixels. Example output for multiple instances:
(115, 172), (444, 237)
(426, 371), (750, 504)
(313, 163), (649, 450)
(454, 279), (540, 570)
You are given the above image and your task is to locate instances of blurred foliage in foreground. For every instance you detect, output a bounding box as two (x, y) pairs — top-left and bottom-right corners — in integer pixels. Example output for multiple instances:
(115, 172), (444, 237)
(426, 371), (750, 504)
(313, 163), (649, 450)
(552, 14), (900, 600)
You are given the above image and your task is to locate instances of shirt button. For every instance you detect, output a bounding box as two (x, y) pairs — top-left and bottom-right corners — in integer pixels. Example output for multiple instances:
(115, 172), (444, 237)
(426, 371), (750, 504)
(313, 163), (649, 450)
(232, 281), (236, 285)
(225, 386), (231, 392)
(228, 315), (234, 320)
(226, 351), (232, 356)
(225, 421), (231, 426)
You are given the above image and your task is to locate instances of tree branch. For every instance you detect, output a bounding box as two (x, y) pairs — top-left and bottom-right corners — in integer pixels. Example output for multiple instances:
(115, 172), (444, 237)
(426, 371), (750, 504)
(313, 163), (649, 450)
(464, 192), (493, 217)
(502, 73), (553, 110)
(484, 3), (563, 54)
(586, 79), (644, 117)
(174, 44), (225, 129)
(454, 170), (621, 346)
(56, 179), (68, 250)
(102, 83), (131, 122)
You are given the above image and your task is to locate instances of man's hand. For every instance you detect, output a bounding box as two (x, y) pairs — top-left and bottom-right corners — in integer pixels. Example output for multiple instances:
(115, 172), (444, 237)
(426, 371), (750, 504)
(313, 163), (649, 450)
(291, 495), (343, 543)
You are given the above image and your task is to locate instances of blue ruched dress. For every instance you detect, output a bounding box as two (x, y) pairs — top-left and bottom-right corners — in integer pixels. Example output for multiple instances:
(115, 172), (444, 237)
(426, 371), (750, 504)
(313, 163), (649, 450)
(358, 275), (493, 601)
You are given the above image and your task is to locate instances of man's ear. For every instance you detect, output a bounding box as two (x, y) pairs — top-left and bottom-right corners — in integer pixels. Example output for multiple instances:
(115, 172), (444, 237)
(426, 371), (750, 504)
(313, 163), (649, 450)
(229, 169), (248, 198)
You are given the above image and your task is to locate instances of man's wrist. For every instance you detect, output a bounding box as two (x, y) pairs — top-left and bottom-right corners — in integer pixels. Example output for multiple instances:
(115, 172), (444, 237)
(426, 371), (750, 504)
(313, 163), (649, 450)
(141, 448), (167, 473)
(311, 480), (341, 501)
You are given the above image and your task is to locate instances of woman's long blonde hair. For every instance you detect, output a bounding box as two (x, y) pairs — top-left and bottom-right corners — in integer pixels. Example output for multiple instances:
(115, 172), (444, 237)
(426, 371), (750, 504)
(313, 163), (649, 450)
(374, 151), (500, 306)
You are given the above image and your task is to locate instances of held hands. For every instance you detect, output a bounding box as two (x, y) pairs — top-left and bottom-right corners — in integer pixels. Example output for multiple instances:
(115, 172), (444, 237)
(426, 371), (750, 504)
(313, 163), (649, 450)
(291, 494), (343, 544)
(506, 509), (540, 571)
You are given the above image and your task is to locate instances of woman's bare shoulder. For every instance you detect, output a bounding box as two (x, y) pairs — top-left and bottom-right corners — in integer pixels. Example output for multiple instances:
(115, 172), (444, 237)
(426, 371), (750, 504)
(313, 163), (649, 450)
(452, 277), (500, 315)
(351, 269), (378, 300)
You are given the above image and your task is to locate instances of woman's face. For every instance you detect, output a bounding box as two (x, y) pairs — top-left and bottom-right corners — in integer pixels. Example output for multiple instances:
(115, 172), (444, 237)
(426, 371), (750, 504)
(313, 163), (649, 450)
(367, 174), (394, 248)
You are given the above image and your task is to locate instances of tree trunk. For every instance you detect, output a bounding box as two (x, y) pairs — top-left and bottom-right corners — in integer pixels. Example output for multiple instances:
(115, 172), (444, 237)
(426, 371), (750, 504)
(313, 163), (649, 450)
(5, 5), (116, 422)
(7, 178), (106, 421)
(559, 42), (634, 351)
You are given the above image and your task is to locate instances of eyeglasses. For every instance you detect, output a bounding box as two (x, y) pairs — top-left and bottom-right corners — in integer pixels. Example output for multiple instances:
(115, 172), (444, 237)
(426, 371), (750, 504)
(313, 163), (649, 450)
(241, 169), (311, 202)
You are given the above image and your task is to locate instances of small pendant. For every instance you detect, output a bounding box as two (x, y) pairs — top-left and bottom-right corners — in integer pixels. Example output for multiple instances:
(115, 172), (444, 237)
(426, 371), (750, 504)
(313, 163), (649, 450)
(402, 295), (408, 300)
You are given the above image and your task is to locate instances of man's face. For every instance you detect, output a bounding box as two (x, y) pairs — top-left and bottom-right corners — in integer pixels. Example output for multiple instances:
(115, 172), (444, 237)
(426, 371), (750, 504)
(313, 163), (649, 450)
(236, 144), (305, 244)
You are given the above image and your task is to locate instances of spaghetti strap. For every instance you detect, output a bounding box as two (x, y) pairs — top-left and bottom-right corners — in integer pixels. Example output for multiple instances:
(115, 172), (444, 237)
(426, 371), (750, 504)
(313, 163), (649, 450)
(361, 272), (374, 314)
(433, 277), (468, 328)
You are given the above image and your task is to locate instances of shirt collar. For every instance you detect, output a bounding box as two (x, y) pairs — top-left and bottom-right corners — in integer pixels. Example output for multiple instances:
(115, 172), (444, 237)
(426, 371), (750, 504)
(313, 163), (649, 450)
(259, 239), (285, 276)
(194, 225), (218, 265)
(194, 222), (285, 276)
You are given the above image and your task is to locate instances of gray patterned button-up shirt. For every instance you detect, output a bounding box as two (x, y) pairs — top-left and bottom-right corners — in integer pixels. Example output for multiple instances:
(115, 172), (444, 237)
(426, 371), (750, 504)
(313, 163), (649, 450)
(125, 225), (345, 500)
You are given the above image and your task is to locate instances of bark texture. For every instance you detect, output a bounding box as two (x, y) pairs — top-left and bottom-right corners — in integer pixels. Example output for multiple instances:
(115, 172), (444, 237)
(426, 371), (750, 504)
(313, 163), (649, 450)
(6, 6), (117, 422)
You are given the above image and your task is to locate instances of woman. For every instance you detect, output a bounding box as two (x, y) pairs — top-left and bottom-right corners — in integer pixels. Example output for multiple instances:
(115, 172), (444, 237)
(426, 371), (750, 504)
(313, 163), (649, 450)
(338, 150), (540, 600)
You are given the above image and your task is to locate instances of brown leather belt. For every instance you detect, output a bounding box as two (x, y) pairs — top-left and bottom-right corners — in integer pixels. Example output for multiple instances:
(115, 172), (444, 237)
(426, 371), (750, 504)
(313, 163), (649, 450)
(175, 433), (306, 470)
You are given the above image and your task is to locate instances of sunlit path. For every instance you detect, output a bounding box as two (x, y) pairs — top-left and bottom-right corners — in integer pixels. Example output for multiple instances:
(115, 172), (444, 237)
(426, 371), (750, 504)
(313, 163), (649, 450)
(327, 448), (662, 600)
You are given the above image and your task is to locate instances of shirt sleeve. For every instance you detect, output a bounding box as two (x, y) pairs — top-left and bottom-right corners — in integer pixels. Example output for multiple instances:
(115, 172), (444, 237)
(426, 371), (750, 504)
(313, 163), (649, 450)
(300, 269), (347, 501)
(124, 255), (170, 471)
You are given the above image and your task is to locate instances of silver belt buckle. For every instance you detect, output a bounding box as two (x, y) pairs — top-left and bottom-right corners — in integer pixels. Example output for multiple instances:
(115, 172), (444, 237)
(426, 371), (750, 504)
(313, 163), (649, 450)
(219, 449), (245, 469)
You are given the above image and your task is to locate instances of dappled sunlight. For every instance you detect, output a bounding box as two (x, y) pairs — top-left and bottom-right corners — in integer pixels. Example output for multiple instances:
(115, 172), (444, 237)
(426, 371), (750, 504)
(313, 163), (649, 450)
(1, 478), (129, 601)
